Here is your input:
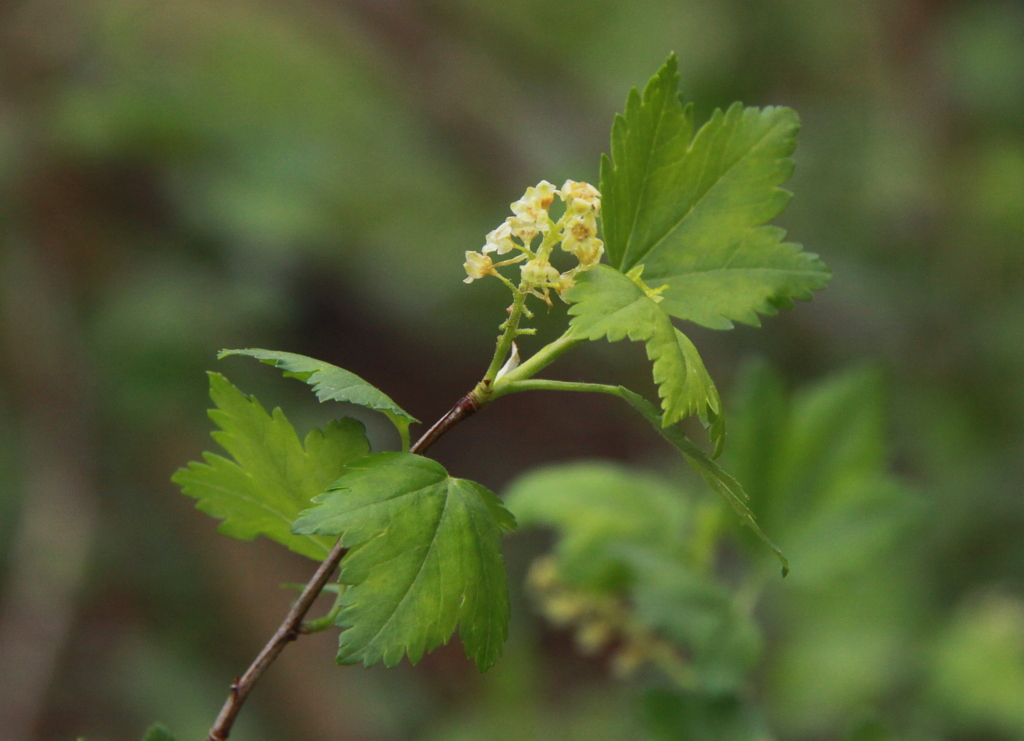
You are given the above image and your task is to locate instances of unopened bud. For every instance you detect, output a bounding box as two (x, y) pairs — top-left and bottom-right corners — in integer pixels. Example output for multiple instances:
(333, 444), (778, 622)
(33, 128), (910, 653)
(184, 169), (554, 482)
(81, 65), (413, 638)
(521, 256), (559, 287)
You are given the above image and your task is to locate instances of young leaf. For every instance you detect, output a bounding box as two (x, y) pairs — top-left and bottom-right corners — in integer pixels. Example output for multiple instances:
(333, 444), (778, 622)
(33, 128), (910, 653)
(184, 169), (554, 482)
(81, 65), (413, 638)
(172, 372), (369, 560)
(293, 452), (517, 671)
(615, 386), (788, 575)
(567, 264), (723, 448)
(601, 54), (830, 329)
(219, 348), (418, 449)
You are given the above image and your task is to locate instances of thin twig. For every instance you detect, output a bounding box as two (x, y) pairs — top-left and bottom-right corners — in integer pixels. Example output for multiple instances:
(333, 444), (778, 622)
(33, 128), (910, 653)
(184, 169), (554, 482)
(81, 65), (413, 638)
(407, 393), (481, 455)
(207, 393), (482, 740)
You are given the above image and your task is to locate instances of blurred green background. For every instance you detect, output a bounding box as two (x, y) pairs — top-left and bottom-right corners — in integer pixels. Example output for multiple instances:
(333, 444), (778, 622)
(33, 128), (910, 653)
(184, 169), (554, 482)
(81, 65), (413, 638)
(1, 0), (1023, 739)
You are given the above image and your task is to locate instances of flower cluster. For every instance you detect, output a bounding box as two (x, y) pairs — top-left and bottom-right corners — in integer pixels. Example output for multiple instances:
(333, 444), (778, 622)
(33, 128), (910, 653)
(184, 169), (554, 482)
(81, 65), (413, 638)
(463, 179), (603, 304)
(526, 556), (681, 679)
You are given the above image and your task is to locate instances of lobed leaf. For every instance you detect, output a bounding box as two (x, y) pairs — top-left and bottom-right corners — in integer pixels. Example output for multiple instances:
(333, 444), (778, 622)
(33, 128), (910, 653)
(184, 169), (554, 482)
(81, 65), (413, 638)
(567, 265), (723, 449)
(219, 348), (418, 449)
(601, 55), (830, 329)
(172, 372), (369, 559)
(293, 452), (516, 671)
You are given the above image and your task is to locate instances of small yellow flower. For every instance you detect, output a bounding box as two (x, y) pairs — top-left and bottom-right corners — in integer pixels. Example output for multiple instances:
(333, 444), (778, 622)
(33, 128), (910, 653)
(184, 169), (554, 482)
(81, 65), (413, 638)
(463, 251), (494, 283)
(574, 238), (604, 269)
(509, 180), (556, 243)
(560, 213), (603, 269)
(561, 213), (597, 251)
(559, 180), (601, 214)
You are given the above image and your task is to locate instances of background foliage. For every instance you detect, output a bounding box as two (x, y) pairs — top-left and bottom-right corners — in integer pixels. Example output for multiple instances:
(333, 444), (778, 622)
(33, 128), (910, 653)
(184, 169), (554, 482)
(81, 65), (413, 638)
(0, 0), (1023, 739)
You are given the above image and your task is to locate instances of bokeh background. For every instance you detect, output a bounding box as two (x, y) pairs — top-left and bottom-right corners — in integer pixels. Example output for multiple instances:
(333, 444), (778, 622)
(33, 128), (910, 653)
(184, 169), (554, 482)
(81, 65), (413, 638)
(1, 0), (1023, 739)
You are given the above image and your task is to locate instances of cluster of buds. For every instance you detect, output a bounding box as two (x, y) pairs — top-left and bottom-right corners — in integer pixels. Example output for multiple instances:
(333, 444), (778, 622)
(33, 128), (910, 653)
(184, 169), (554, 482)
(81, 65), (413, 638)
(463, 179), (603, 304)
(526, 556), (684, 679)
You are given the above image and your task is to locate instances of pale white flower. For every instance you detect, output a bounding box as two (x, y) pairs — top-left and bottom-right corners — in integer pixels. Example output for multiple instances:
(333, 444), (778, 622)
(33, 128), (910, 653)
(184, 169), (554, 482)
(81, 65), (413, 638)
(482, 221), (516, 255)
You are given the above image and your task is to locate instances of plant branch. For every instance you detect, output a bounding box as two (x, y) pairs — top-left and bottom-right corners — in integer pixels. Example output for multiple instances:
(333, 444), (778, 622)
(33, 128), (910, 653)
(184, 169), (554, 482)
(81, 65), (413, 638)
(206, 393), (481, 741)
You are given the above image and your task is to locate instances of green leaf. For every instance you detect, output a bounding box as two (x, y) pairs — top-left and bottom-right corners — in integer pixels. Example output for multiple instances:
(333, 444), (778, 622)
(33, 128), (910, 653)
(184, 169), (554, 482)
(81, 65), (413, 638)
(505, 461), (691, 588)
(727, 362), (919, 584)
(567, 265), (723, 449)
(172, 372), (369, 560)
(601, 55), (830, 329)
(615, 386), (788, 575)
(219, 348), (418, 450)
(140, 724), (176, 741)
(293, 452), (516, 671)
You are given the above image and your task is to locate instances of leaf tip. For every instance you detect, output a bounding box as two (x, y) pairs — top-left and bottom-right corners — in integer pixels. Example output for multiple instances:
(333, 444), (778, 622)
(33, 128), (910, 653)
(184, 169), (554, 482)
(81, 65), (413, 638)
(660, 51), (679, 77)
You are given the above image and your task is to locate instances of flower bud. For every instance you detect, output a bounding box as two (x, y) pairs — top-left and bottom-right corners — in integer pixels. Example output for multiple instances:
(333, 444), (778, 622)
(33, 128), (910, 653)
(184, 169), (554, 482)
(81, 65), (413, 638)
(521, 256), (559, 287)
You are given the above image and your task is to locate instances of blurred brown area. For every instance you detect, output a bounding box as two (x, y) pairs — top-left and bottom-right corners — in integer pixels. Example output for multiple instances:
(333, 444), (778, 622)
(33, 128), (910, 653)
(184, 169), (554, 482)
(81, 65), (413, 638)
(0, 0), (1022, 739)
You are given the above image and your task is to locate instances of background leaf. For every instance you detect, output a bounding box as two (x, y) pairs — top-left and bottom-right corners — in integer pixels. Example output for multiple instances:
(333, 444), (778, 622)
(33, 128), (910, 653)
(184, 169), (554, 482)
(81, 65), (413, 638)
(644, 689), (768, 741)
(220, 348), (418, 449)
(507, 463), (760, 694)
(505, 461), (691, 589)
(140, 724), (176, 741)
(601, 55), (830, 329)
(172, 372), (369, 559)
(726, 362), (919, 584)
(627, 549), (761, 693)
(293, 452), (516, 671)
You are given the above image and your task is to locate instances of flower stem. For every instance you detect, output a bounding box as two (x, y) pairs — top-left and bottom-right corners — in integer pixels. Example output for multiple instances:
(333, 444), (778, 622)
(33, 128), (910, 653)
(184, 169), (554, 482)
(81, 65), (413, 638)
(482, 290), (529, 385)
(493, 378), (619, 399)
